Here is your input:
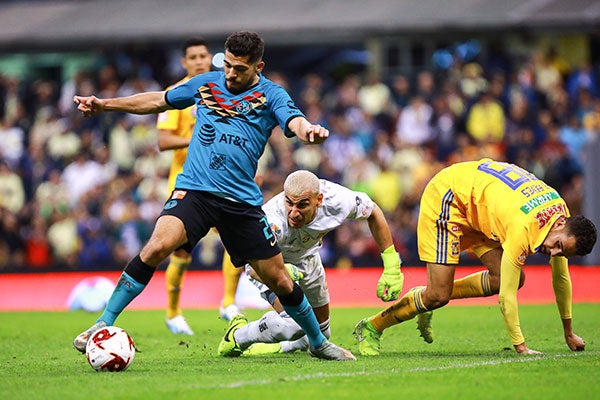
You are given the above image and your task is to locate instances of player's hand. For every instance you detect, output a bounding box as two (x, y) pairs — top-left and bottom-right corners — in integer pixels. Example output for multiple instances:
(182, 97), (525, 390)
(565, 332), (585, 351)
(306, 124), (329, 144)
(377, 246), (404, 301)
(73, 95), (104, 117)
(284, 263), (303, 282)
(514, 342), (542, 355)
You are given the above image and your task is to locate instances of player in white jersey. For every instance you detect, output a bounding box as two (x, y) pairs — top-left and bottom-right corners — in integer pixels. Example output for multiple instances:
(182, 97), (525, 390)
(217, 170), (405, 356)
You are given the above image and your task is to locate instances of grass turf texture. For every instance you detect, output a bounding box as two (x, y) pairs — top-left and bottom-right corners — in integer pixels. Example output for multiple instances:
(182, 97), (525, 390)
(1, 305), (599, 400)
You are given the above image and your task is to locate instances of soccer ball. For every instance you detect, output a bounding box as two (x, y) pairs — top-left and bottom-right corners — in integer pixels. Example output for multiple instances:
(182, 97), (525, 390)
(85, 326), (136, 372)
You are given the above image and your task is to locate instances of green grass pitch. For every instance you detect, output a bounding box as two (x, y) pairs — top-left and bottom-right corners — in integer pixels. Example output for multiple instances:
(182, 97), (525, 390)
(1, 304), (599, 400)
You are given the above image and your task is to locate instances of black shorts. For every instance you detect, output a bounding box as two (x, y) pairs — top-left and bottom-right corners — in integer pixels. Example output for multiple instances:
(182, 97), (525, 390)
(160, 189), (281, 266)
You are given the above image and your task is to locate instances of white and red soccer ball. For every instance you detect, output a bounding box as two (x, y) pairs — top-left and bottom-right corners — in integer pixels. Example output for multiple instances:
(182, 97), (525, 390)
(86, 326), (136, 372)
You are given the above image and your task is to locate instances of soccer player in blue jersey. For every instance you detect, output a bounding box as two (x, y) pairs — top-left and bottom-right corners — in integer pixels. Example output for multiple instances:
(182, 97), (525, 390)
(72, 31), (355, 361)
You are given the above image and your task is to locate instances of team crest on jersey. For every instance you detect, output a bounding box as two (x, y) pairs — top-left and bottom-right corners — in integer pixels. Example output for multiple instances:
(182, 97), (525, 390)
(451, 240), (460, 256)
(164, 200), (178, 210)
(195, 83), (267, 123)
(235, 100), (252, 114)
(270, 223), (281, 236)
(209, 151), (227, 170)
(517, 250), (528, 264)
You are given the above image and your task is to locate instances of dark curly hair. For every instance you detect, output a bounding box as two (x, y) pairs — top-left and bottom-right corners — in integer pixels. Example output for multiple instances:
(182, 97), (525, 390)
(225, 31), (264, 65)
(565, 215), (597, 256)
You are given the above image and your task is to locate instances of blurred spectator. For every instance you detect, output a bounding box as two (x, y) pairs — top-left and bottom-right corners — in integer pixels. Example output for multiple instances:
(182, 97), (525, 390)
(429, 94), (458, 161)
(0, 37), (595, 270)
(0, 160), (25, 214)
(19, 142), (61, 202)
(108, 116), (138, 172)
(416, 70), (437, 102)
(46, 118), (81, 163)
(559, 114), (590, 171)
(47, 209), (80, 268)
(466, 90), (506, 145)
(532, 50), (563, 102)
(61, 150), (106, 207)
(566, 60), (598, 99)
(358, 72), (393, 118)
(76, 207), (114, 269)
(459, 62), (488, 101)
(394, 95), (433, 146)
(369, 160), (402, 215)
(1, 76), (26, 127)
(0, 208), (26, 270)
(390, 74), (412, 109)
(35, 168), (70, 220)
(114, 198), (152, 261)
(58, 70), (90, 117)
(0, 117), (25, 169)
(23, 215), (52, 268)
(29, 106), (63, 149)
(322, 111), (366, 176)
(582, 97), (600, 134)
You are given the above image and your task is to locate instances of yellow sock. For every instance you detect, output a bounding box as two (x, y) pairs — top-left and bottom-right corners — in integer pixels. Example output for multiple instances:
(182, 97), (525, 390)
(165, 254), (191, 319)
(222, 250), (242, 307)
(450, 270), (492, 299)
(370, 287), (428, 332)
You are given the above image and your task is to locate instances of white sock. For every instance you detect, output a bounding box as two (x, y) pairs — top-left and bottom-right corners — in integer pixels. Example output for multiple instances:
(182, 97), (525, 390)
(234, 310), (303, 349)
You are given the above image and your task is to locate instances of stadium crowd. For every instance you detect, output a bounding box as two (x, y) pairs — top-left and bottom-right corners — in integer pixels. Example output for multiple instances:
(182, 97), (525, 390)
(0, 42), (598, 271)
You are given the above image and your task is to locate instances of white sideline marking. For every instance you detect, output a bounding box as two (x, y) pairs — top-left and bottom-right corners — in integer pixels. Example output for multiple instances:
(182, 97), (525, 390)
(196, 352), (587, 389)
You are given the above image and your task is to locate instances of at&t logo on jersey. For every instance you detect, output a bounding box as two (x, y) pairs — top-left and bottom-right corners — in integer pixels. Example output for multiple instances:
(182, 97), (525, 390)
(198, 124), (216, 146)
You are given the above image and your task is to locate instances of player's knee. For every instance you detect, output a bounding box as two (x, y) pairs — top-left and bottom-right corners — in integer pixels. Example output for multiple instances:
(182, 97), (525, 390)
(424, 290), (450, 310)
(141, 239), (176, 264)
(266, 273), (294, 296)
(428, 297), (450, 309)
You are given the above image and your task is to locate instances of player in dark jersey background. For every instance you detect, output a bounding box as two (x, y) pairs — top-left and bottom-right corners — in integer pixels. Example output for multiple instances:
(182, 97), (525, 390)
(72, 31), (355, 361)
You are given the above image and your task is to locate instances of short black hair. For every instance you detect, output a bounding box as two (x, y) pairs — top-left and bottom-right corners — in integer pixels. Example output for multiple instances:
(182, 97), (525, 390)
(183, 37), (209, 55)
(224, 31), (264, 64)
(565, 215), (597, 256)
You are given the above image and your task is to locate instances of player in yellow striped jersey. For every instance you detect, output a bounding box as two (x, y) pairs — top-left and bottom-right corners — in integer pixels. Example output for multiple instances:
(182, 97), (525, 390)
(354, 158), (596, 355)
(156, 38), (242, 332)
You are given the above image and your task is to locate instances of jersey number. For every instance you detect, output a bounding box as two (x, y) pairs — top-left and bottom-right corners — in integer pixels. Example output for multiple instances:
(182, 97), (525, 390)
(477, 160), (537, 190)
(259, 217), (274, 240)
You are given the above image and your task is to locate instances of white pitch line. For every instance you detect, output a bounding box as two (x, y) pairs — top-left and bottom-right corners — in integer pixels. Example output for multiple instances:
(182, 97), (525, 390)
(193, 352), (590, 389)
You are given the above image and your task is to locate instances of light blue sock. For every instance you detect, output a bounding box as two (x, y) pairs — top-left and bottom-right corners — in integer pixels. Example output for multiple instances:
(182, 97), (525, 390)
(282, 296), (325, 348)
(97, 272), (146, 325)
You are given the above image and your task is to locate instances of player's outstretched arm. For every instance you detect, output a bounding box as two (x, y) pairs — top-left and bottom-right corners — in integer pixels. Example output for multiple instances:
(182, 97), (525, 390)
(548, 256), (583, 350)
(498, 254), (538, 353)
(287, 116), (329, 144)
(74, 91), (170, 117)
(368, 203), (404, 301)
